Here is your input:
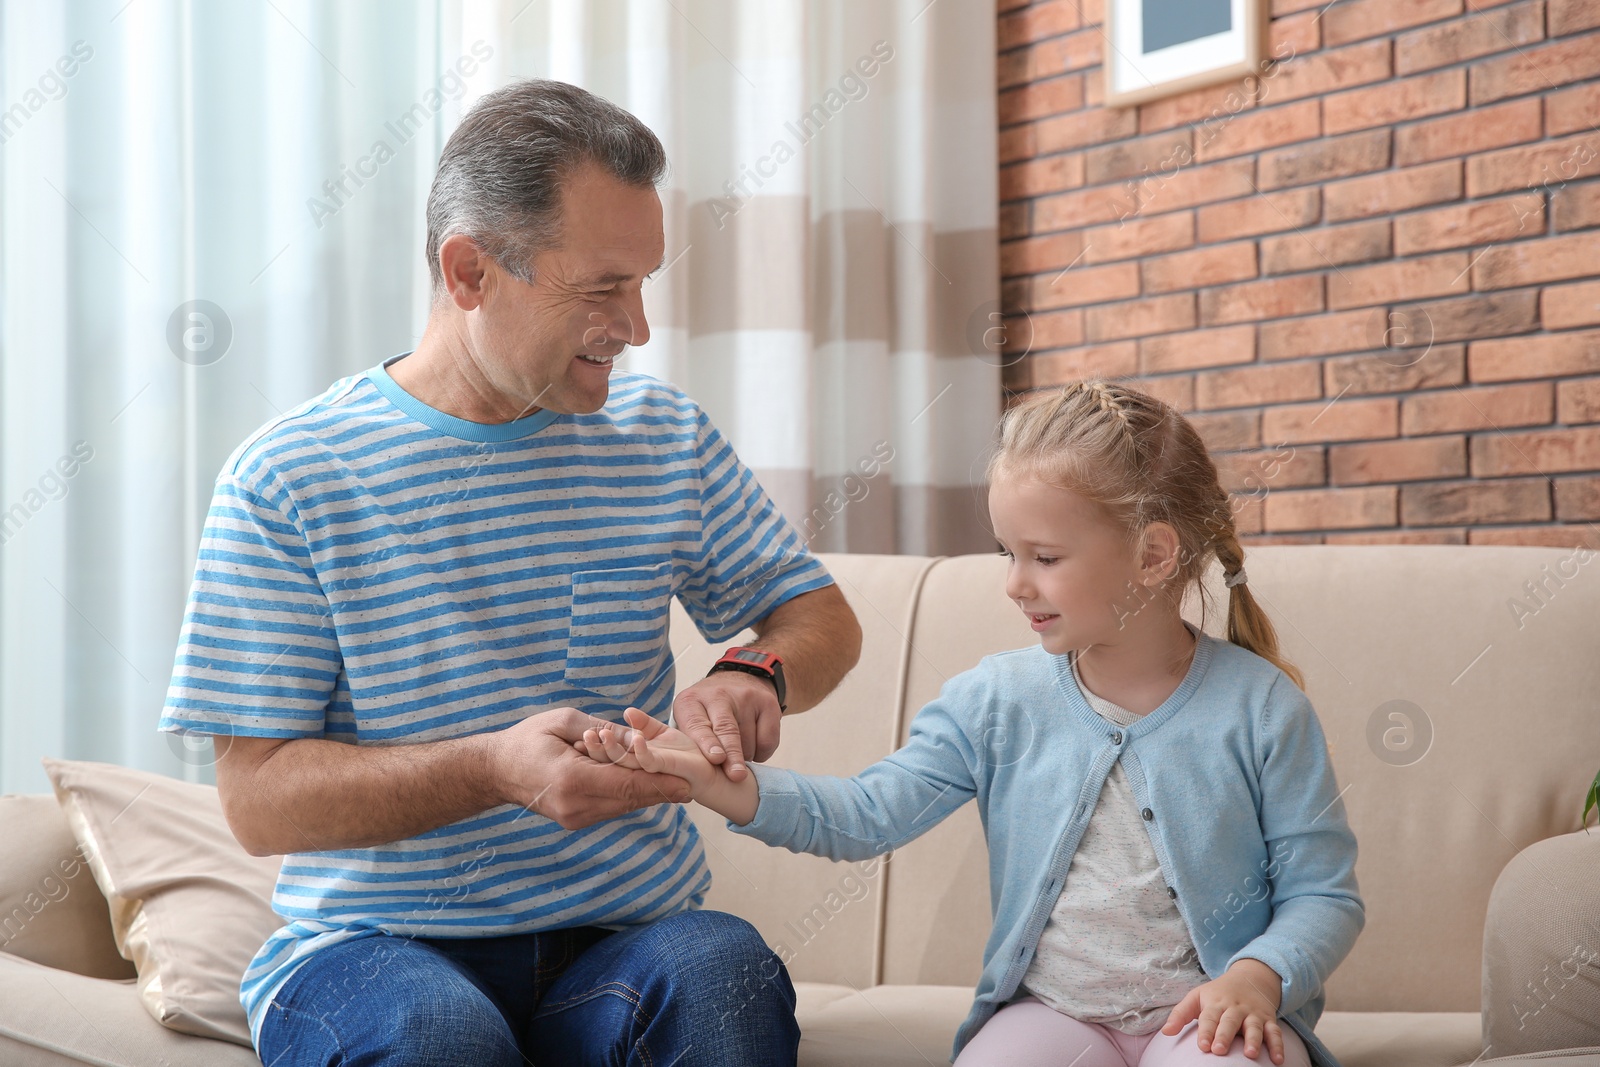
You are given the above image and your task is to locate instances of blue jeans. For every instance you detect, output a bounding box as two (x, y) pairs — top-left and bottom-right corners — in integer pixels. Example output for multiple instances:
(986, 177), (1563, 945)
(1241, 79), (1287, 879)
(256, 909), (800, 1066)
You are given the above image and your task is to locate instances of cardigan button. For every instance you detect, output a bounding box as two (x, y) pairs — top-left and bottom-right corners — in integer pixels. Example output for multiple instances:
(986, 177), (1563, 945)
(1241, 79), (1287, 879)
(1142, 807), (1154, 821)
(1110, 731), (1123, 744)
(1167, 886), (1177, 899)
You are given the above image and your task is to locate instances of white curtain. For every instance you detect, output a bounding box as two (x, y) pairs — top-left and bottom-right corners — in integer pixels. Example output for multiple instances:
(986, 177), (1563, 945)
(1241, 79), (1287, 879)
(0, 0), (998, 795)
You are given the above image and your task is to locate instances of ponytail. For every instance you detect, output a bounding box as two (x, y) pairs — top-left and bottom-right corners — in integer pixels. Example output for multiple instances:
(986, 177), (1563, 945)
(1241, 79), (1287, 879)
(1212, 532), (1306, 691)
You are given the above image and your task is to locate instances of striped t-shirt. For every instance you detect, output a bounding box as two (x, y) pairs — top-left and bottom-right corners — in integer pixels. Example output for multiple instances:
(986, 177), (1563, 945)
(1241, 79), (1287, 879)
(157, 356), (832, 1047)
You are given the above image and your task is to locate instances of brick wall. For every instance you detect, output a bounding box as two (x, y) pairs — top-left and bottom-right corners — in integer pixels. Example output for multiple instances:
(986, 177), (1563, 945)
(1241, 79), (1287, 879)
(997, 0), (1600, 546)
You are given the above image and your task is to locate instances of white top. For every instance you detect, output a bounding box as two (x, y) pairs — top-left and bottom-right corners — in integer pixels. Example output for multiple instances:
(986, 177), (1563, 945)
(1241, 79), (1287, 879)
(1016, 651), (1210, 1034)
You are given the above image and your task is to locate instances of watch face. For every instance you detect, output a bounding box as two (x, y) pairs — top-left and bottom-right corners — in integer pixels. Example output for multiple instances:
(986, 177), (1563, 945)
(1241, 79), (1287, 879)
(730, 649), (769, 665)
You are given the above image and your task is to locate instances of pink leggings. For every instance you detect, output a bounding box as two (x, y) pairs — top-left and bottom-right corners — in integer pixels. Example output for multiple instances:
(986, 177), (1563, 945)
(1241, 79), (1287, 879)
(954, 995), (1313, 1067)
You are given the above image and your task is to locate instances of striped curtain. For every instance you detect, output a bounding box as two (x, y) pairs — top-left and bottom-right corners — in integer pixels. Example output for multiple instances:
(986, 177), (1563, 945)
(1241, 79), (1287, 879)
(0, 0), (997, 795)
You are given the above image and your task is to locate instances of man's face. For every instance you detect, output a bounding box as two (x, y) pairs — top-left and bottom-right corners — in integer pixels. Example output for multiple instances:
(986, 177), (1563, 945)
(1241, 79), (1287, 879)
(467, 160), (665, 417)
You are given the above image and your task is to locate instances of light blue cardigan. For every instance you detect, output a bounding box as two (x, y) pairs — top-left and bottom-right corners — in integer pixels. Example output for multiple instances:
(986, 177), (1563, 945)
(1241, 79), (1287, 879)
(729, 625), (1363, 1066)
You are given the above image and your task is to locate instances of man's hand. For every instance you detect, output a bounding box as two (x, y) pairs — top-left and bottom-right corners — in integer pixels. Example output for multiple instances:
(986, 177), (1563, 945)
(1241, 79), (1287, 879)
(1160, 958), (1286, 1063)
(486, 707), (693, 829)
(576, 707), (761, 826)
(671, 670), (782, 784)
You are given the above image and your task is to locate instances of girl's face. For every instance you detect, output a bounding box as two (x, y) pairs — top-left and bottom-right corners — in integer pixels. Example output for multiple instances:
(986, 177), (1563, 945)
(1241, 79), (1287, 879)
(989, 469), (1167, 656)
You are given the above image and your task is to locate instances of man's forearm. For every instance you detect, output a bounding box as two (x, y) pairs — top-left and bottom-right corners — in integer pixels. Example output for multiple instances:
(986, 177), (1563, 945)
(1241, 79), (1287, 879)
(222, 733), (503, 857)
(747, 583), (862, 714)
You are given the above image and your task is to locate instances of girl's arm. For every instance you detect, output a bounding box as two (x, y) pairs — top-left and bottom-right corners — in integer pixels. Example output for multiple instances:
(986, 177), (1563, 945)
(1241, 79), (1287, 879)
(1229, 675), (1366, 1018)
(581, 667), (989, 863)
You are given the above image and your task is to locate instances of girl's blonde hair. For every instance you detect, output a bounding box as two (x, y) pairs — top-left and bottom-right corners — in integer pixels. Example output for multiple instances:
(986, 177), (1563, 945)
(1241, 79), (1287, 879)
(988, 378), (1305, 690)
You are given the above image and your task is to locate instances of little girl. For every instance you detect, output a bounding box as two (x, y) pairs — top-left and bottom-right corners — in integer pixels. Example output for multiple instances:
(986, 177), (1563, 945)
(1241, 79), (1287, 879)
(578, 380), (1363, 1067)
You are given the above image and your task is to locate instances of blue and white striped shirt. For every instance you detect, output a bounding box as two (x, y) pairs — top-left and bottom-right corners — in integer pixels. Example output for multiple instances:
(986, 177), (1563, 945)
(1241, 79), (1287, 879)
(157, 356), (832, 1046)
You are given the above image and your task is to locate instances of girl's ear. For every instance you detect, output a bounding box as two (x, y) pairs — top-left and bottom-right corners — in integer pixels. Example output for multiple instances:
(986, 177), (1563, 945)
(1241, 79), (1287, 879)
(1136, 521), (1183, 586)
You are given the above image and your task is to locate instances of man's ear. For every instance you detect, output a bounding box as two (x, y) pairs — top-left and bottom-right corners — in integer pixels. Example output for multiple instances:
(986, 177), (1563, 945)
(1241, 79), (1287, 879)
(437, 233), (490, 311)
(1137, 521), (1182, 586)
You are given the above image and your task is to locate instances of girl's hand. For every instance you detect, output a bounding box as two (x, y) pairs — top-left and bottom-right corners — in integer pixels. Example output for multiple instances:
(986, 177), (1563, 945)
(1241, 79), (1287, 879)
(1160, 959), (1286, 1063)
(575, 707), (720, 799)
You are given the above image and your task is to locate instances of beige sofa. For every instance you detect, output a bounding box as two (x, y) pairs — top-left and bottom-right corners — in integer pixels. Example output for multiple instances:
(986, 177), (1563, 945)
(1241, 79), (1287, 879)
(2, 547), (1598, 1066)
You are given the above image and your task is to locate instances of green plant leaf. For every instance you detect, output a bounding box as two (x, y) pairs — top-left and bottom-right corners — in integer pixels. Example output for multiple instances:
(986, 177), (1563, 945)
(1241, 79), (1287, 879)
(1585, 768), (1600, 834)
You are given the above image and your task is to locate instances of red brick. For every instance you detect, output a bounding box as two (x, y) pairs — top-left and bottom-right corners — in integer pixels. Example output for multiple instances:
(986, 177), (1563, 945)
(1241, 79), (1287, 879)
(1549, 0), (1600, 33)
(999, 124), (1035, 165)
(1142, 243), (1259, 293)
(1270, 10), (1322, 55)
(1543, 281), (1600, 330)
(1272, 0), (1328, 14)
(1197, 189), (1321, 242)
(1034, 185), (1140, 231)
(1472, 425), (1600, 474)
(1003, 32), (1103, 88)
(1030, 342), (1138, 384)
(1002, 232), (1085, 277)
(1264, 486), (1398, 531)
(1188, 411), (1262, 450)
(1546, 83), (1600, 136)
(1080, 213), (1195, 264)
(1195, 362), (1323, 410)
(1084, 294), (1197, 342)
(1241, 533), (1329, 545)
(1331, 436), (1467, 484)
(1000, 154), (1086, 201)
(1557, 377), (1600, 422)
(1471, 35), (1600, 105)
(998, 1), (1082, 50)
(1401, 479), (1551, 524)
(1473, 231), (1600, 289)
(1328, 253), (1471, 310)
(1261, 220), (1393, 274)
(1554, 476), (1600, 520)
(1324, 0), (1463, 45)
(1401, 382), (1554, 433)
(1139, 83), (1259, 135)
(998, 75), (1086, 126)
(1324, 162), (1463, 222)
(1139, 325), (1257, 373)
(1324, 345), (1468, 393)
(1084, 132), (1195, 185)
(1260, 130), (1391, 190)
(1471, 329), (1600, 380)
(1034, 108), (1140, 154)
(1395, 99), (1544, 167)
(1263, 396), (1400, 443)
(1256, 40), (1392, 104)
(1552, 180), (1600, 231)
(1261, 309), (1388, 360)
(1466, 133), (1600, 196)
(1136, 159), (1259, 215)
(1134, 374), (1197, 412)
(1231, 493), (1266, 535)
(1394, 194), (1545, 255)
(1467, 525), (1600, 547)
(1400, 291), (1540, 342)
(1326, 528), (1468, 544)
(1000, 202), (1029, 241)
(1396, 1), (1546, 74)
(1216, 445), (1328, 492)
(1021, 308), (1085, 350)
(1325, 70), (1467, 136)
(1201, 276), (1324, 325)
(1195, 100), (1321, 162)
(1030, 262), (1141, 310)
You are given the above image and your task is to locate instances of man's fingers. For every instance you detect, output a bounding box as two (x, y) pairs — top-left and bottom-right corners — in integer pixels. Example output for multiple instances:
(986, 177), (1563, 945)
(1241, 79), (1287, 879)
(705, 698), (748, 776)
(752, 705), (781, 763)
(672, 696), (728, 764)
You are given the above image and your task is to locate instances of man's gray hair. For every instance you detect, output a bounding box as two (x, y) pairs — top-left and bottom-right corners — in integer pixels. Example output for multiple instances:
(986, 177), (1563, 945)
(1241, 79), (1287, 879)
(424, 79), (667, 293)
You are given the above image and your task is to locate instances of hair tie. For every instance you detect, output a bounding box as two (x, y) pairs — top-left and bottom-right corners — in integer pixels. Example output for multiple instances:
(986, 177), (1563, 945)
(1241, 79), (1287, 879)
(1225, 568), (1248, 589)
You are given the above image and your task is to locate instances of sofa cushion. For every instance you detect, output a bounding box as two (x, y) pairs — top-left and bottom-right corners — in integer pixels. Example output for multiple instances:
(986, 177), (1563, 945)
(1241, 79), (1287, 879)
(41, 758), (284, 1048)
(0, 795), (133, 981)
(0, 952), (258, 1066)
(792, 981), (1485, 1067)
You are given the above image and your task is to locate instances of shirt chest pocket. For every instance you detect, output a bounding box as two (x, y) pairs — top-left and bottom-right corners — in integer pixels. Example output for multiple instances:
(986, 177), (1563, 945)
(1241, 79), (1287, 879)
(563, 561), (675, 702)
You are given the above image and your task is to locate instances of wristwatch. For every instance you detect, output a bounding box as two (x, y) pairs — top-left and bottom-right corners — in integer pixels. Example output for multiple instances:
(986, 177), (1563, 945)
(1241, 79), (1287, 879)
(707, 647), (787, 712)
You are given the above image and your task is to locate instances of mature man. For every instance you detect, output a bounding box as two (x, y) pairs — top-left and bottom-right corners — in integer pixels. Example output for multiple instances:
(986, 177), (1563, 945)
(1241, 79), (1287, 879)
(158, 79), (861, 1066)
